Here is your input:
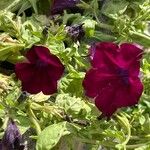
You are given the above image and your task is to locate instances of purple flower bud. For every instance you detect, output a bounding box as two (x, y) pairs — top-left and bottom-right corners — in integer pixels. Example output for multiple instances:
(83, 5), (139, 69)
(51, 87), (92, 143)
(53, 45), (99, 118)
(51, 0), (80, 15)
(1, 119), (24, 150)
(66, 24), (85, 41)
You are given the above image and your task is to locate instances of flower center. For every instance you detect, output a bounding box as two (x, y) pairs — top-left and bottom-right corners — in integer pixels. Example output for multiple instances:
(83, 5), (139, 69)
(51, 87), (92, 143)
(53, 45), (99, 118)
(36, 60), (48, 67)
(117, 68), (129, 86)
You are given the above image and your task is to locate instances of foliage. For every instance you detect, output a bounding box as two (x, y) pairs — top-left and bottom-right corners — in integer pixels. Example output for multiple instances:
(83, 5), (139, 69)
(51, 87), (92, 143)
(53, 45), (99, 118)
(0, 0), (150, 150)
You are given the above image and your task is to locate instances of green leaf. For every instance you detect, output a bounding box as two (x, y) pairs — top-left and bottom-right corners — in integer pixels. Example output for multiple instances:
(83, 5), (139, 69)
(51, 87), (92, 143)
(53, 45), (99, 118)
(28, 0), (38, 14)
(21, 19), (42, 47)
(5, 86), (20, 106)
(17, 0), (31, 15)
(129, 31), (150, 47)
(0, 33), (24, 62)
(101, 0), (129, 17)
(93, 31), (116, 41)
(0, 0), (15, 10)
(55, 94), (92, 118)
(59, 72), (85, 97)
(3, 0), (27, 12)
(0, 11), (21, 37)
(1, 0), (38, 14)
(15, 115), (30, 134)
(135, 145), (150, 150)
(36, 122), (75, 150)
(37, 0), (51, 15)
(0, 43), (24, 61)
(83, 19), (97, 37)
(139, 116), (146, 125)
(30, 92), (49, 102)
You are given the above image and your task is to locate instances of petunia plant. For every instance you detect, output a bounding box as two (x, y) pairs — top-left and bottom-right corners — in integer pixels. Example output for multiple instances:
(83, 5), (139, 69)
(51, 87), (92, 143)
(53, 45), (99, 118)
(0, 0), (150, 150)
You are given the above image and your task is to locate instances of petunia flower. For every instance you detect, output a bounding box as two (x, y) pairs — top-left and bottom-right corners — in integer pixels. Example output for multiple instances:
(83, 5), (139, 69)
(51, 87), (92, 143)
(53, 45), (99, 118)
(1, 119), (24, 150)
(15, 45), (64, 95)
(83, 42), (143, 118)
(51, 0), (80, 15)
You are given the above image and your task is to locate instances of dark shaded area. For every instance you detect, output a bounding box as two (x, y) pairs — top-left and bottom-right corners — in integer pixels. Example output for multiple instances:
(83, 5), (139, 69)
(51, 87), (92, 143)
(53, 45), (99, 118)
(51, 0), (80, 15)
(0, 61), (15, 70)
(0, 61), (15, 75)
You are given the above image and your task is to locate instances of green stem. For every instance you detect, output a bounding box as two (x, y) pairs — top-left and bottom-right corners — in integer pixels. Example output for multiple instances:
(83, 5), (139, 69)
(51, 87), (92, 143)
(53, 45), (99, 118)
(78, 0), (91, 10)
(115, 113), (131, 149)
(94, 14), (113, 30)
(93, 31), (116, 41)
(77, 138), (97, 145)
(126, 142), (150, 149)
(130, 135), (150, 140)
(2, 117), (9, 129)
(5, 0), (23, 12)
(27, 105), (41, 135)
(7, 55), (26, 63)
(79, 0), (113, 31)
(98, 22), (112, 31)
(93, 4), (113, 31)
(31, 102), (63, 119)
(99, 141), (116, 148)
(78, 138), (117, 148)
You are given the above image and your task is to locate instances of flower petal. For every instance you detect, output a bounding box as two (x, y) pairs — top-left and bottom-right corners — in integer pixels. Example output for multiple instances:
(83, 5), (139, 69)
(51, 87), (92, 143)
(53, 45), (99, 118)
(26, 46), (39, 63)
(46, 64), (64, 81)
(42, 76), (58, 95)
(91, 42), (143, 71)
(21, 69), (42, 94)
(116, 43), (143, 67)
(35, 46), (64, 68)
(90, 42), (119, 68)
(83, 68), (101, 98)
(83, 68), (117, 98)
(119, 43), (143, 77)
(15, 63), (35, 82)
(119, 43), (143, 63)
(95, 78), (143, 117)
(21, 68), (59, 95)
(115, 77), (143, 107)
(95, 83), (118, 117)
(128, 61), (141, 77)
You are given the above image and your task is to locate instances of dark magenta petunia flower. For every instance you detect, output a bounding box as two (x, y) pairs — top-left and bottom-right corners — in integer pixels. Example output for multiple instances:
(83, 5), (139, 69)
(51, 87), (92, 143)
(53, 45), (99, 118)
(1, 119), (24, 150)
(51, 0), (80, 14)
(83, 42), (143, 118)
(15, 45), (64, 95)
